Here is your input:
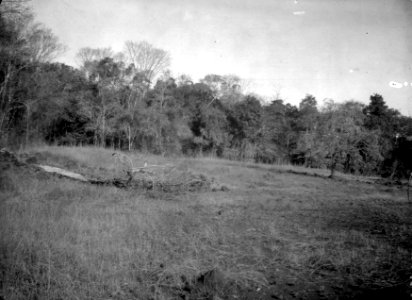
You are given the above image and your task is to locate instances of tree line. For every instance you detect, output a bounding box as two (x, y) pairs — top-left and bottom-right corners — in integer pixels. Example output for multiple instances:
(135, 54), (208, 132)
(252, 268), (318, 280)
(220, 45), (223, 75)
(1, 1), (411, 178)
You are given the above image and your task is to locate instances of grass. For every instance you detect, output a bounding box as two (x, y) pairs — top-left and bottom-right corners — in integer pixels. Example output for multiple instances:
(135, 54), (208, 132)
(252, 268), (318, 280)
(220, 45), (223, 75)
(1, 146), (411, 299)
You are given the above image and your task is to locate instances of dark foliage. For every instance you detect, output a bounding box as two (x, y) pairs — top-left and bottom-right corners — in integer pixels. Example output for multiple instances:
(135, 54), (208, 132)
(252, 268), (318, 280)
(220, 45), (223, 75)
(1, 5), (411, 179)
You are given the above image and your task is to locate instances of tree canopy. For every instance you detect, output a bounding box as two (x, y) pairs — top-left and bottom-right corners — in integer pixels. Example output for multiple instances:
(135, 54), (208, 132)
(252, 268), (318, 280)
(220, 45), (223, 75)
(1, 1), (411, 179)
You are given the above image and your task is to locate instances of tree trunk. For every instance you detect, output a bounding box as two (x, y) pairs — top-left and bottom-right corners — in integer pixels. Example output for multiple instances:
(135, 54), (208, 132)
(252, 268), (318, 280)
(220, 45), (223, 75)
(101, 116), (105, 147)
(305, 150), (312, 168)
(330, 165), (336, 178)
(94, 132), (98, 146)
(389, 160), (398, 181)
(329, 154), (337, 178)
(343, 153), (351, 173)
(25, 105), (30, 148)
(0, 64), (14, 141)
(127, 125), (132, 151)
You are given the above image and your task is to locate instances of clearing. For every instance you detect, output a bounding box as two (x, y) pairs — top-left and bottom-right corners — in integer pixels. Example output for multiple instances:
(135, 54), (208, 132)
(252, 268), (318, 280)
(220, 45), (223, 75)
(0, 146), (411, 299)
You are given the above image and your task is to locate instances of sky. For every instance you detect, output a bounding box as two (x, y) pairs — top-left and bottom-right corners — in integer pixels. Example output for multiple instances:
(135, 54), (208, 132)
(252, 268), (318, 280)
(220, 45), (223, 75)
(31, 0), (412, 115)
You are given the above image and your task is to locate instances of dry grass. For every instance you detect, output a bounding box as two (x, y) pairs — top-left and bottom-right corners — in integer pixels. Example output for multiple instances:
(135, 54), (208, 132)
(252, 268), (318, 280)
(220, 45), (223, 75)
(1, 146), (411, 299)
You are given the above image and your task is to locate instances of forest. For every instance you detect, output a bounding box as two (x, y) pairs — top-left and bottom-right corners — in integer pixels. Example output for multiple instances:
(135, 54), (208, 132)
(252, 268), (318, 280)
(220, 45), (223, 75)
(1, 1), (411, 179)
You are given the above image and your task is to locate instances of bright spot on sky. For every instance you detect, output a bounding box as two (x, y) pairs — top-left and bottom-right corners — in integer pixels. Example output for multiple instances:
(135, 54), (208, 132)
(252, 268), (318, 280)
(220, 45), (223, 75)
(404, 82), (409, 87)
(293, 11), (306, 15)
(389, 81), (403, 89)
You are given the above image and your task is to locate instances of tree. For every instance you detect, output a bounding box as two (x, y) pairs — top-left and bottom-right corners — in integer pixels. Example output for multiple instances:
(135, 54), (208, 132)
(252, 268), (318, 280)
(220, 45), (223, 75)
(295, 94), (320, 167)
(319, 100), (381, 177)
(172, 83), (218, 154)
(0, 3), (65, 146)
(0, 7), (31, 143)
(389, 116), (412, 178)
(36, 63), (91, 145)
(116, 63), (153, 151)
(124, 41), (170, 84)
(81, 57), (123, 147)
(0, 0), (31, 16)
(200, 74), (243, 106)
(298, 94), (318, 131)
(363, 94), (402, 177)
(228, 95), (262, 160)
(176, 74), (193, 86)
(75, 47), (113, 67)
(259, 99), (298, 163)
(152, 70), (176, 111)
(25, 23), (65, 63)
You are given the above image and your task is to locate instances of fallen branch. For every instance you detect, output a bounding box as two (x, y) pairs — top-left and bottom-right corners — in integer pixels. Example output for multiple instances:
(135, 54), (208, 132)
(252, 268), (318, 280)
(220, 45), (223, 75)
(1, 149), (228, 193)
(36, 165), (88, 182)
(131, 164), (174, 172)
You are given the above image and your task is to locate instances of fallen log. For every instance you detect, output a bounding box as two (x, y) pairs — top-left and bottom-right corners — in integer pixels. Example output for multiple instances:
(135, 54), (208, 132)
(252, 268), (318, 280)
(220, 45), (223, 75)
(1, 149), (225, 193)
(35, 165), (215, 192)
(36, 165), (88, 182)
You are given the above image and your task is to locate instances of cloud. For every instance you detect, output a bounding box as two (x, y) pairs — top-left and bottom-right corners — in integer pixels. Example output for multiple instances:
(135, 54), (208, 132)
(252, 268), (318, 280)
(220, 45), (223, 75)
(293, 11), (306, 15)
(183, 10), (194, 21)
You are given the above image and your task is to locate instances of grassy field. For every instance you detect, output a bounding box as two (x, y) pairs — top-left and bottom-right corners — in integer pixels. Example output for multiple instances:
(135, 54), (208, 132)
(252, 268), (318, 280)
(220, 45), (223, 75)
(1, 146), (411, 299)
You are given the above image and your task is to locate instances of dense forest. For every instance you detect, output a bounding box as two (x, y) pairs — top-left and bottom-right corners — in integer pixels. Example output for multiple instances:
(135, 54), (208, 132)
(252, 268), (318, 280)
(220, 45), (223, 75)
(1, 1), (411, 178)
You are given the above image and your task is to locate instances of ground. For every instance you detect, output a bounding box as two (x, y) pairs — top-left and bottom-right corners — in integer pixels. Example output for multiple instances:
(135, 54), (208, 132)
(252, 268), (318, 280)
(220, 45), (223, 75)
(0, 146), (411, 299)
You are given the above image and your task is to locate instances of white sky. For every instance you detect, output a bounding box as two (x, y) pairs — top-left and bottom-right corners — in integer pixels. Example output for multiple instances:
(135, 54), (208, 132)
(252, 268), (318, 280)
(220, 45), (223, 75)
(31, 0), (412, 115)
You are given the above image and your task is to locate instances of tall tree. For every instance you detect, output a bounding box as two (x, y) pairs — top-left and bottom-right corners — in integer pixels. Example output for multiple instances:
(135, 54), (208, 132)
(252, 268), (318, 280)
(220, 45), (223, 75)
(124, 41), (170, 84)
(228, 95), (262, 160)
(82, 57), (122, 146)
(320, 100), (381, 177)
(25, 23), (65, 63)
(75, 47), (113, 67)
(259, 99), (297, 163)
(298, 94), (318, 131)
(295, 94), (320, 167)
(363, 94), (402, 177)
(200, 74), (243, 106)
(0, 3), (65, 146)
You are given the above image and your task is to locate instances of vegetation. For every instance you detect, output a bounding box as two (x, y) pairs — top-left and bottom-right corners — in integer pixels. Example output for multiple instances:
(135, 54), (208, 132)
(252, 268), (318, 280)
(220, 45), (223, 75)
(1, 2), (412, 298)
(1, 1), (411, 179)
(1, 146), (411, 299)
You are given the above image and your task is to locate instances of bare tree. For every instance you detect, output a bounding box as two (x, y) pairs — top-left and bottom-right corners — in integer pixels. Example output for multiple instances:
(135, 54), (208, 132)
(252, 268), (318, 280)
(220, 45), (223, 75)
(26, 23), (66, 63)
(124, 41), (170, 83)
(176, 74), (193, 86)
(75, 47), (113, 67)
